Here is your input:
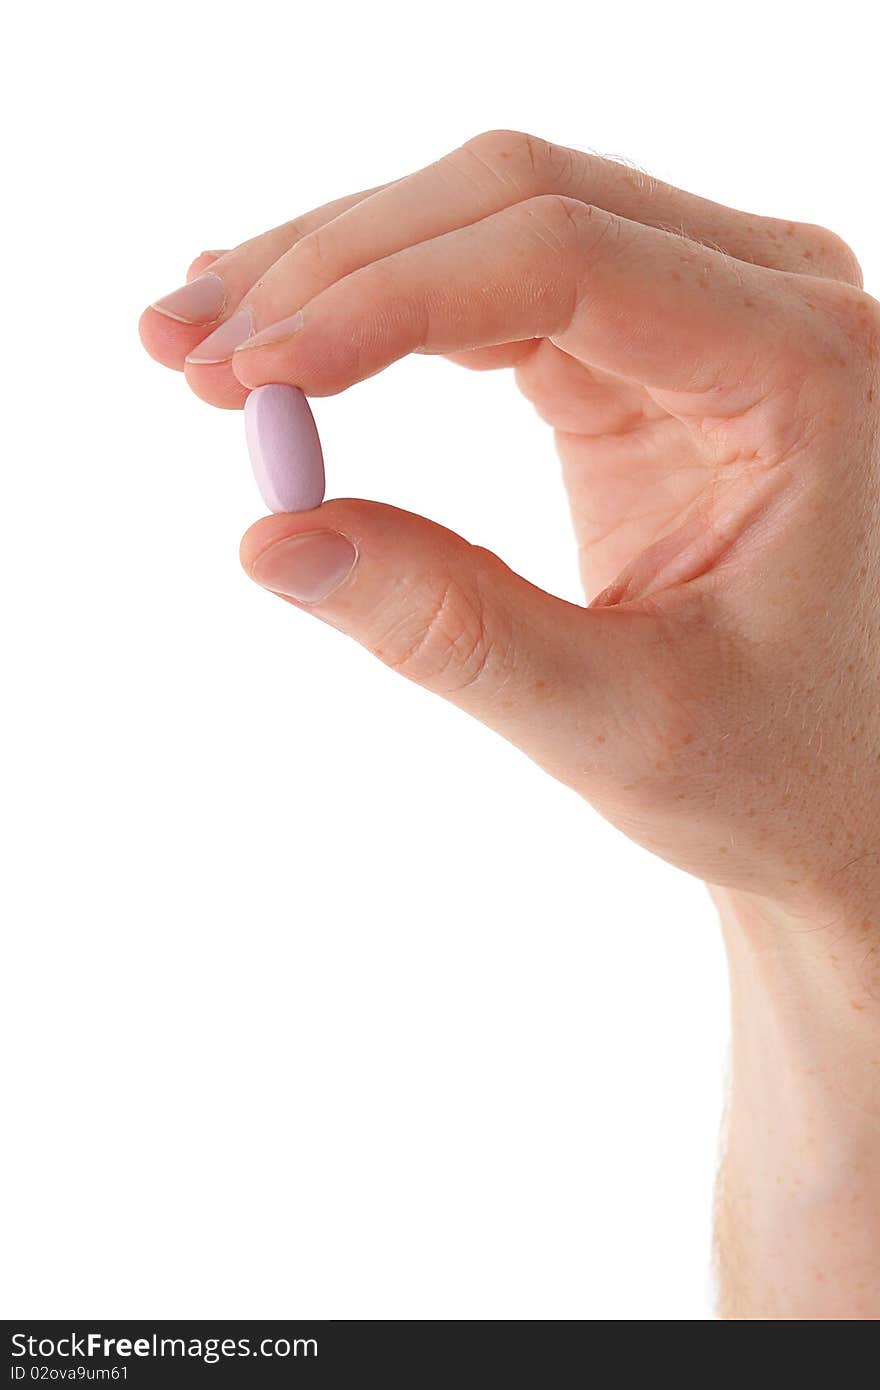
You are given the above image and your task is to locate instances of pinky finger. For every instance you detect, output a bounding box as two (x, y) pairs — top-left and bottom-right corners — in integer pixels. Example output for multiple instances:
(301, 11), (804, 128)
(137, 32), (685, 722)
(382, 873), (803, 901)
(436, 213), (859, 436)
(186, 250), (228, 281)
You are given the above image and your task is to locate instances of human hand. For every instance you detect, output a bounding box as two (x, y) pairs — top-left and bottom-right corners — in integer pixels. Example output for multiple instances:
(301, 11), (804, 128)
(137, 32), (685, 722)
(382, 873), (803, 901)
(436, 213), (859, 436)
(140, 131), (878, 928)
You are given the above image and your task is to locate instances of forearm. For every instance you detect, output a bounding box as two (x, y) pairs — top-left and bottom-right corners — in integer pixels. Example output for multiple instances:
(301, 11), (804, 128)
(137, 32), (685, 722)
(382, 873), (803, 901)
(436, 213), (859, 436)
(713, 885), (880, 1320)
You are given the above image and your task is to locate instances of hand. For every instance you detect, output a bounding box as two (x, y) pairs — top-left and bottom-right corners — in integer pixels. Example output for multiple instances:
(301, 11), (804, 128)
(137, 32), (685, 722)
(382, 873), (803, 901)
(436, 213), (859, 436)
(141, 130), (877, 923)
(142, 129), (880, 1318)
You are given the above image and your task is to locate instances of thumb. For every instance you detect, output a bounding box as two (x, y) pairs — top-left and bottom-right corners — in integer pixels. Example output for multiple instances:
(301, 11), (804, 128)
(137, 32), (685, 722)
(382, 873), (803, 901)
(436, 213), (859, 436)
(240, 499), (651, 790)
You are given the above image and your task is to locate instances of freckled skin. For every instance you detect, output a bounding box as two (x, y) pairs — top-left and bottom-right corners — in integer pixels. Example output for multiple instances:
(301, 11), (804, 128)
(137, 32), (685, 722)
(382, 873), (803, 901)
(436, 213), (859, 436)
(142, 130), (880, 1319)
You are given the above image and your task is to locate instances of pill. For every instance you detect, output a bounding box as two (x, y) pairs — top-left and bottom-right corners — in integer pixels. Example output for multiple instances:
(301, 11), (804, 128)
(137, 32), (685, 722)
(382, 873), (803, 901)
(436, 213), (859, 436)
(244, 383), (325, 513)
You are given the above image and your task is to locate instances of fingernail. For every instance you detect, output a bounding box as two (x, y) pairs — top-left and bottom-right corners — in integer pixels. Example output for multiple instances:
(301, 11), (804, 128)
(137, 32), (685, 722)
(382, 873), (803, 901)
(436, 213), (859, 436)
(152, 272), (226, 325)
(236, 311), (304, 352)
(186, 308), (254, 364)
(250, 532), (357, 604)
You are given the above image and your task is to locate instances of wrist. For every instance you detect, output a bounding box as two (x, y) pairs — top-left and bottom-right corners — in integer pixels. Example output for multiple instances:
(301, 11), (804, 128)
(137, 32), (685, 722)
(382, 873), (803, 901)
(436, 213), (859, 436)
(712, 885), (880, 1318)
(715, 883), (880, 1142)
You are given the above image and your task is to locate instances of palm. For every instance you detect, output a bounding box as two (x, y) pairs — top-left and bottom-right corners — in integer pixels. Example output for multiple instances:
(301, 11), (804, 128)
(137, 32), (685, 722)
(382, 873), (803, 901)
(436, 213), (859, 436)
(515, 341), (711, 600)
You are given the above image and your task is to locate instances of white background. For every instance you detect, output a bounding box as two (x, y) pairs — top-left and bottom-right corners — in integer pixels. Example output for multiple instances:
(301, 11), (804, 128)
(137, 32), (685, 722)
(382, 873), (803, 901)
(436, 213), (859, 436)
(2, 0), (876, 1321)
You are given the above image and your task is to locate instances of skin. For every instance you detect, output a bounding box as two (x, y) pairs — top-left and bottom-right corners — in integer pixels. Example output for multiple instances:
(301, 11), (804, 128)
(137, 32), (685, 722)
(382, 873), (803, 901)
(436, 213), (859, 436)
(140, 131), (880, 1319)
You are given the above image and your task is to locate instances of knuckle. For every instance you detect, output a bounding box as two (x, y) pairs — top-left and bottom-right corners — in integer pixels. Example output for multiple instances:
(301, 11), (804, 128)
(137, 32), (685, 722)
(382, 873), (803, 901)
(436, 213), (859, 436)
(806, 279), (880, 362)
(846, 288), (880, 352)
(278, 215), (307, 247)
(462, 128), (552, 185)
(457, 130), (582, 199)
(249, 223), (341, 319)
(798, 222), (863, 287)
(519, 193), (607, 248)
(464, 126), (530, 157)
(287, 220), (335, 277)
(376, 575), (505, 696)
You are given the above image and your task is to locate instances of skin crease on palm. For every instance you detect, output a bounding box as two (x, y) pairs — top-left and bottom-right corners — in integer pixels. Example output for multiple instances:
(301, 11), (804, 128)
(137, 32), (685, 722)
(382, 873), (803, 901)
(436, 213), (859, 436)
(140, 132), (880, 1318)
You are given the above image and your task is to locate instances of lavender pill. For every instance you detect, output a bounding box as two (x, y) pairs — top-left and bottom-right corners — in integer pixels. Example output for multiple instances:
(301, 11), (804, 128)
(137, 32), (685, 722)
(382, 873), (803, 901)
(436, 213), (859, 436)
(244, 384), (325, 513)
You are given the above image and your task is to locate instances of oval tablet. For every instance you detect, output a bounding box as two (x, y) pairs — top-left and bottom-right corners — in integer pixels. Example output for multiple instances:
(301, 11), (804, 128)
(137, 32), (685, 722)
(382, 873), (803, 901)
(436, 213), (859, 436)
(244, 383), (325, 513)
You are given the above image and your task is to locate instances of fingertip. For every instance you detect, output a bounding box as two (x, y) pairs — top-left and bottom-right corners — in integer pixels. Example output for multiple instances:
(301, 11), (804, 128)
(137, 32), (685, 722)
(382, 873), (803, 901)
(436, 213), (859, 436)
(231, 316), (347, 397)
(240, 500), (382, 577)
(240, 511), (306, 573)
(138, 305), (200, 370)
(231, 342), (355, 398)
(141, 302), (238, 373)
(230, 343), (282, 390)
